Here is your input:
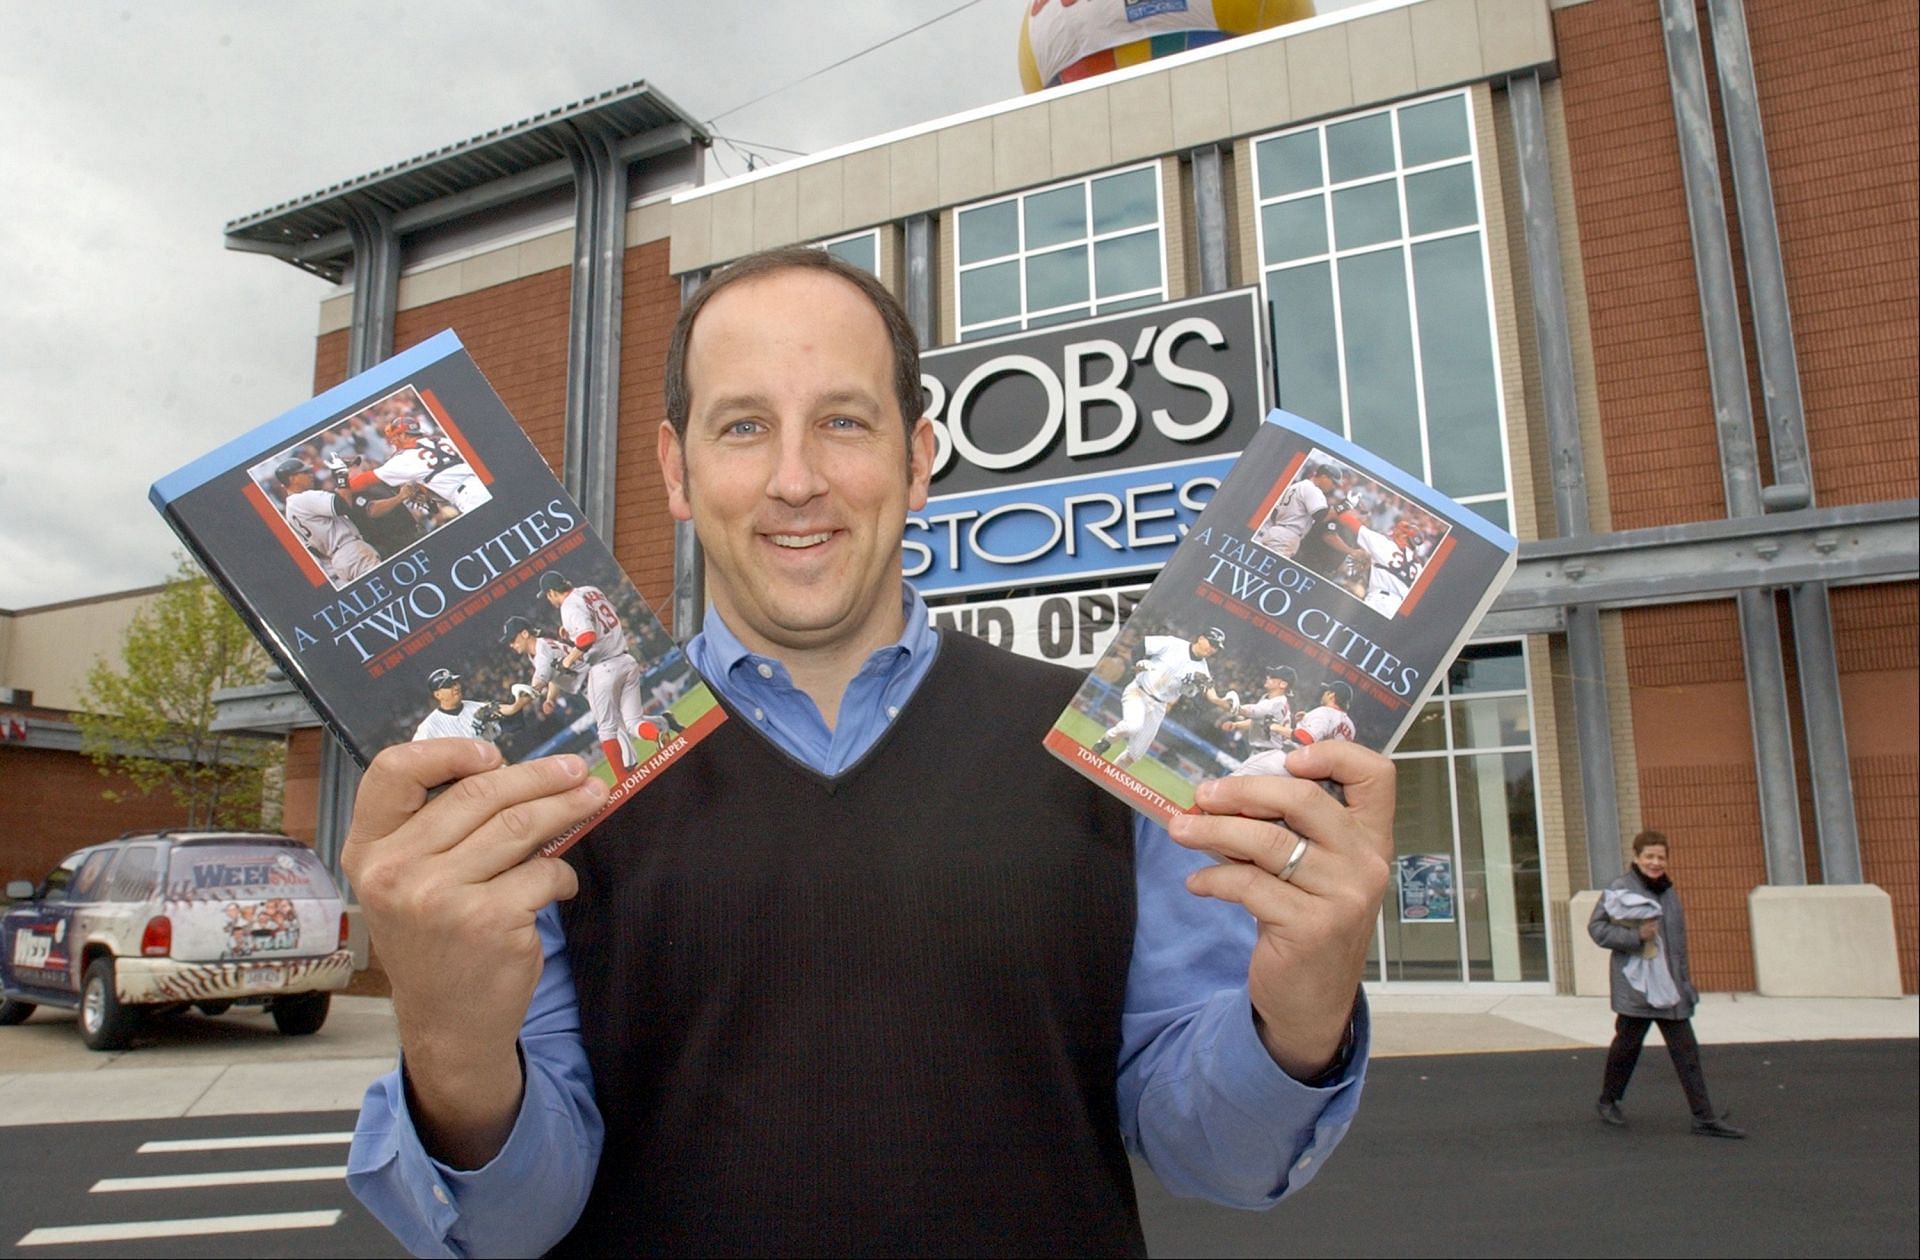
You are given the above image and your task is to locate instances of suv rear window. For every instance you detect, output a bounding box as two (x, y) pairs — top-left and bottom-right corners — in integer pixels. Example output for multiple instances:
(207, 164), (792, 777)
(166, 845), (335, 899)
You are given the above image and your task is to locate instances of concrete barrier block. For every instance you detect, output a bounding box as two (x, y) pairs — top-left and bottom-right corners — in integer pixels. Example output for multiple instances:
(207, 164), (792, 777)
(1567, 890), (1611, 997)
(1750, 884), (1903, 998)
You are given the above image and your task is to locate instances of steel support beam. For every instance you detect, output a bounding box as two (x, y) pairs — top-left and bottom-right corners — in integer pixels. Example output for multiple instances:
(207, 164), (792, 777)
(1511, 70), (1623, 887)
(903, 215), (935, 348)
(1496, 500), (1918, 613)
(672, 270), (708, 643)
(559, 122), (629, 535)
(1661, 0), (1804, 880)
(1705, 0), (1861, 880)
(1189, 145), (1230, 295)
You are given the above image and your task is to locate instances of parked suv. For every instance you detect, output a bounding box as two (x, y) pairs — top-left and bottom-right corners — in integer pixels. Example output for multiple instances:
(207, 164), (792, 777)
(1, 831), (353, 1050)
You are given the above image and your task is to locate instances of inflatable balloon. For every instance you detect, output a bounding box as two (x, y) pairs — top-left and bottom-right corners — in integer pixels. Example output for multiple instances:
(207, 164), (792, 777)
(1019, 0), (1316, 94)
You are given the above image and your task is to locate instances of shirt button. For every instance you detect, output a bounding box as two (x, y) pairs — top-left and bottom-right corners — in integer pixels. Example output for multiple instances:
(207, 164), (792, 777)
(1295, 1154), (1313, 1171)
(887, 706), (899, 719)
(756, 663), (774, 679)
(432, 1184), (450, 1205)
(753, 708), (765, 721)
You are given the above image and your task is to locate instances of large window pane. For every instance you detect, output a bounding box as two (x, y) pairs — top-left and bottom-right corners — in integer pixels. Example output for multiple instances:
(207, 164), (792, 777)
(1256, 131), (1323, 196)
(1399, 702), (1449, 753)
(1025, 246), (1089, 311)
(1466, 498), (1509, 530)
(1268, 264), (1342, 430)
(1028, 306), (1090, 329)
(1261, 195), (1327, 263)
(1399, 96), (1472, 167)
(1453, 696), (1531, 749)
(1326, 113), (1395, 183)
(1024, 185), (1086, 250)
(1448, 642), (1527, 694)
(1093, 230), (1159, 297)
(1405, 164), (1478, 236)
(958, 200), (1017, 265)
(1413, 234), (1504, 497)
(1338, 248), (1423, 478)
(1383, 755), (1460, 981)
(960, 260), (1019, 326)
(1092, 167), (1157, 233)
(1332, 179), (1402, 250)
(825, 233), (877, 274)
(1455, 752), (1545, 982)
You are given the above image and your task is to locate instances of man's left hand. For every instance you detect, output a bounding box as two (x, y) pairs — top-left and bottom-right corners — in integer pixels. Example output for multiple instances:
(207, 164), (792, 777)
(1168, 741), (1394, 1082)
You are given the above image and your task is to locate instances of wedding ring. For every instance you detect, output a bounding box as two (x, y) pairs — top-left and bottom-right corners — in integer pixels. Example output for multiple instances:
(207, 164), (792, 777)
(1277, 835), (1310, 883)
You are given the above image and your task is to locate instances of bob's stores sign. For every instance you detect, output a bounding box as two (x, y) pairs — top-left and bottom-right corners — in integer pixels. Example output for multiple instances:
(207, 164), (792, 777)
(909, 288), (1267, 595)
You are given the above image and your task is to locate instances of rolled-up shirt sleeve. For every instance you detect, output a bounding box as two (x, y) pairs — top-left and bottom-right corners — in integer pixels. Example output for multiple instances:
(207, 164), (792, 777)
(1117, 815), (1369, 1208)
(346, 904), (602, 1258)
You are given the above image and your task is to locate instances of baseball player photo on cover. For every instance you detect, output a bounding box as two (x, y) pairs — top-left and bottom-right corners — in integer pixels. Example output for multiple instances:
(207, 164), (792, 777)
(1045, 410), (1517, 826)
(152, 330), (725, 857)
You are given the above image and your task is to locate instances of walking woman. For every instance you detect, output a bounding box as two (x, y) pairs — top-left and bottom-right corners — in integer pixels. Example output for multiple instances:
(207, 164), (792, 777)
(1588, 830), (1745, 1138)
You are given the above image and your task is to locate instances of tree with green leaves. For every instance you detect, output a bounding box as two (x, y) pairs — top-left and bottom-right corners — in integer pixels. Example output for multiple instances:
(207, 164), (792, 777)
(76, 554), (283, 829)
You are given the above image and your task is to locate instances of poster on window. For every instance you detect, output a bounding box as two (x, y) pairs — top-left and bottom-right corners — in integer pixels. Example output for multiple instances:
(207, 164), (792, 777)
(1396, 854), (1456, 923)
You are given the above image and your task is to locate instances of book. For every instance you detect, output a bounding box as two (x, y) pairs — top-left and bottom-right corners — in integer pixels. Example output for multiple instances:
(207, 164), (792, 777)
(1043, 408), (1517, 826)
(150, 329), (725, 857)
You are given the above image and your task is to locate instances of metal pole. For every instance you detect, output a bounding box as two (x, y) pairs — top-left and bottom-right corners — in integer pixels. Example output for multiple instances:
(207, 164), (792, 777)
(1659, 0), (1805, 881)
(561, 128), (601, 510)
(1189, 144), (1230, 295)
(903, 214), (935, 349)
(672, 270), (708, 642)
(585, 125), (628, 539)
(1704, 0), (1861, 880)
(1509, 71), (1623, 888)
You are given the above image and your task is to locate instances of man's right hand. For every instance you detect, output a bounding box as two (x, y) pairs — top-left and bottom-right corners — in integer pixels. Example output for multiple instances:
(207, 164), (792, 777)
(342, 740), (610, 1169)
(1638, 920), (1658, 941)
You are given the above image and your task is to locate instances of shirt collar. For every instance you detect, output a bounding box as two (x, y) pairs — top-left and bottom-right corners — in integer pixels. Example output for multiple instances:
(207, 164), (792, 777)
(694, 583), (937, 686)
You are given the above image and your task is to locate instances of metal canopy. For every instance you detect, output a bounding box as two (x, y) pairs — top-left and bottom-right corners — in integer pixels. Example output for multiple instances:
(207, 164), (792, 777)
(224, 81), (709, 282)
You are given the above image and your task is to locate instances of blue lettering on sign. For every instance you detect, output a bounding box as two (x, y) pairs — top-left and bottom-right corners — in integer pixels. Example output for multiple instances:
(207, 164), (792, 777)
(904, 455), (1234, 596)
(1127, 0), (1190, 19)
(193, 863), (276, 890)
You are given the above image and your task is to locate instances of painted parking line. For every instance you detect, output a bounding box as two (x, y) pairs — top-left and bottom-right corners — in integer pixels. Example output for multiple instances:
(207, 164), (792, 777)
(92, 1165), (347, 1193)
(137, 1131), (354, 1154)
(18, 1209), (342, 1247)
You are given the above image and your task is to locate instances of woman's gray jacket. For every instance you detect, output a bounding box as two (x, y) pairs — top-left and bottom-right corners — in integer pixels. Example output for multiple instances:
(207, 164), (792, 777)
(1587, 867), (1698, 1019)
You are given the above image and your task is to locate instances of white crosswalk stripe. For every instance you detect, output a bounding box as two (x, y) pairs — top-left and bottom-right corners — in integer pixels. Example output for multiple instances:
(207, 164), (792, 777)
(93, 1164), (347, 1193)
(19, 1211), (342, 1247)
(137, 1131), (354, 1154)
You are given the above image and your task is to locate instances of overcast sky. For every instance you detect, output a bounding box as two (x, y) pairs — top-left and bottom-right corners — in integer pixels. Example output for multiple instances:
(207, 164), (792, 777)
(0, 0), (1355, 611)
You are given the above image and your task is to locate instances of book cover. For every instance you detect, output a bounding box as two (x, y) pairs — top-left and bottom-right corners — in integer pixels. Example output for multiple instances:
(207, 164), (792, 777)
(150, 330), (724, 856)
(1044, 408), (1517, 826)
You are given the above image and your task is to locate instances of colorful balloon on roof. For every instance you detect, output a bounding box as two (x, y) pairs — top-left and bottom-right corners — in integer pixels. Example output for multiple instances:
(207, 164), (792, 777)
(1019, 0), (1316, 94)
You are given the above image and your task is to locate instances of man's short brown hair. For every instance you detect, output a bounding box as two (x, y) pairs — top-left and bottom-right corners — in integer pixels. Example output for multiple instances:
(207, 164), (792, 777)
(664, 246), (924, 442)
(1632, 830), (1669, 855)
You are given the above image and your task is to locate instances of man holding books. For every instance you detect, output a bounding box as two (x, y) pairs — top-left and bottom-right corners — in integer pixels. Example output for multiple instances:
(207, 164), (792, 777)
(341, 247), (1396, 1256)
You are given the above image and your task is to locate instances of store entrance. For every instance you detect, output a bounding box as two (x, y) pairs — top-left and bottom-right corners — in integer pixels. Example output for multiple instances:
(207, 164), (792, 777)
(1368, 641), (1550, 985)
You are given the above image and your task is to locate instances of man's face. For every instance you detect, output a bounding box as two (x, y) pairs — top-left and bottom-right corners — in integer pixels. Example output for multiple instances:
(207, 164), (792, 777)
(1313, 471), (1335, 492)
(660, 268), (933, 659)
(1265, 675), (1288, 696)
(286, 471), (314, 494)
(1192, 636), (1218, 659)
(1634, 844), (1669, 880)
(545, 588), (567, 608)
(510, 629), (534, 656)
(433, 681), (462, 711)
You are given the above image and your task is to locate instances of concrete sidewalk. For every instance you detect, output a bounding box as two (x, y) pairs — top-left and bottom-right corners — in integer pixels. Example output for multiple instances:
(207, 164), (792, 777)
(0, 992), (1912, 1127)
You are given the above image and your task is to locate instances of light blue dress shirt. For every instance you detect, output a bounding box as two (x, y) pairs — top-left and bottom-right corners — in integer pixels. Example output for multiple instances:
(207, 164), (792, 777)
(347, 587), (1370, 1258)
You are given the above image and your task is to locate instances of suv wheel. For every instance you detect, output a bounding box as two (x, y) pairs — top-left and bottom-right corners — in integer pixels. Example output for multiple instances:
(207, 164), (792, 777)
(80, 957), (140, 1051)
(271, 991), (330, 1036)
(0, 997), (36, 1025)
(195, 1000), (233, 1017)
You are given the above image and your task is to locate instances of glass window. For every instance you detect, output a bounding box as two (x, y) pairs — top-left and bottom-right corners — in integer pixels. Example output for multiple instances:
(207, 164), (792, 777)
(1449, 642), (1527, 693)
(955, 163), (1165, 338)
(1254, 90), (1510, 526)
(822, 230), (879, 276)
(67, 851), (116, 903)
(1256, 130), (1323, 196)
(105, 846), (161, 903)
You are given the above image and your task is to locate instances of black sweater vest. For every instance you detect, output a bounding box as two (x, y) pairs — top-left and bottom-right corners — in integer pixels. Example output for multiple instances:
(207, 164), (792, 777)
(554, 632), (1142, 1257)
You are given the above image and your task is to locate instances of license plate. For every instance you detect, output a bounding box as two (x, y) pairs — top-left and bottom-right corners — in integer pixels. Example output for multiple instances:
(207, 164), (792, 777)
(244, 967), (284, 990)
